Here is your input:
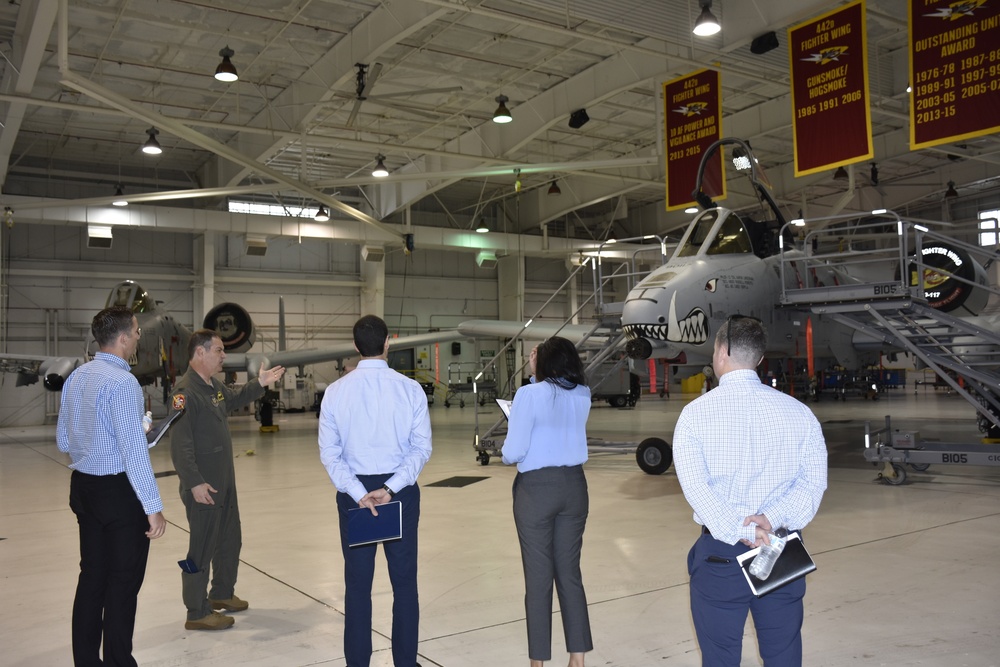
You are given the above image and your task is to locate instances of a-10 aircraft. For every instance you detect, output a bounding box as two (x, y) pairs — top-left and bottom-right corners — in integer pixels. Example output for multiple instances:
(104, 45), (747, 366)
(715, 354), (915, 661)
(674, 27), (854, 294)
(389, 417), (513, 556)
(1, 280), (464, 399)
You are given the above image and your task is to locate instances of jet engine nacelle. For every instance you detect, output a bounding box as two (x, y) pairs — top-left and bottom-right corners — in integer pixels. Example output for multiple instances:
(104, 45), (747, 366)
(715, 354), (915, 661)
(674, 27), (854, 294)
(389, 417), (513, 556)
(39, 357), (83, 391)
(901, 242), (990, 316)
(204, 303), (257, 353)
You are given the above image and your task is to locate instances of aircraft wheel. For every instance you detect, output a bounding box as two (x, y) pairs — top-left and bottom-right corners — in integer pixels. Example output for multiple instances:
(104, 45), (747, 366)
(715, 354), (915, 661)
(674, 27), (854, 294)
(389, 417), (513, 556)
(636, 437), (672, 475)
(478, 452), (490, 466)
(883, 463), (907, 485)
(609, 395), (627, 408)
(910, 462), (930, 472)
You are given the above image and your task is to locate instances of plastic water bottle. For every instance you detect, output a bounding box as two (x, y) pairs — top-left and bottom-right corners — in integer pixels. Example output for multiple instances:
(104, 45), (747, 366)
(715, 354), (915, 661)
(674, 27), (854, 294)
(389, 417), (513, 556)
(749, 528), (788, 580)
(142, 411), (153, 433)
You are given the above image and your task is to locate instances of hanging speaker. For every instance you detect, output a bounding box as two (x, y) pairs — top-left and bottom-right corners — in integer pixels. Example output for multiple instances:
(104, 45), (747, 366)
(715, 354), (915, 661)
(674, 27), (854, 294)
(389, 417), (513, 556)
(750, 31), (779, 55)
(568, 108), (590, 129)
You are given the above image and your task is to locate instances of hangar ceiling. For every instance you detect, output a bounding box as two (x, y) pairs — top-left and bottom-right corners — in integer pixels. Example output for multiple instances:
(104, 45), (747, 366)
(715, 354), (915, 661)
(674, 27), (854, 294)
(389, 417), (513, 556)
(0, 0), (997, 246)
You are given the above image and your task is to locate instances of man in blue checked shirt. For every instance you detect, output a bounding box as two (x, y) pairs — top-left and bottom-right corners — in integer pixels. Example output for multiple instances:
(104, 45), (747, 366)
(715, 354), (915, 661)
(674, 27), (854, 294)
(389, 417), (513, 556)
(57, 306), (166, 667)
(673, 315), (827, 667)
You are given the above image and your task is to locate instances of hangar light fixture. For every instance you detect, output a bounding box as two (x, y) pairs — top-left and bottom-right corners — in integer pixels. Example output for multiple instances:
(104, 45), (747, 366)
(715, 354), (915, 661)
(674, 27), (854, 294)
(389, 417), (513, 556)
(372, 154), (389, 178)
(112, 185), (128, 207)
(833, 166), (849, 181)
(476, 217), (489, 233)
(693, 1), (721, 36)
(214, 46), (239, 82)
(314, 205), (330, 222)
(944, 181), (959, 198)
(547, 180), (562, 196)
(492, 95), (512, 124)
(141, 127), (162, 155)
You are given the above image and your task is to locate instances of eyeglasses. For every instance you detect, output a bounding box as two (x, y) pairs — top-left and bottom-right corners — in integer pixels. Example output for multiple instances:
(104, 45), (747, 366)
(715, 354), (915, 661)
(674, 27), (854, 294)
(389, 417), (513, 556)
(726, 314), (762, 356)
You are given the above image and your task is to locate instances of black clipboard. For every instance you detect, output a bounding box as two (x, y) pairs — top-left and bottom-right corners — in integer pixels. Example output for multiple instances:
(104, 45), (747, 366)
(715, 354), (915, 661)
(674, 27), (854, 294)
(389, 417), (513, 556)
(496, 398), (512, 420)
(146, 410), (183, 448)
(736, 532), (816, 597)
(347, 501), (403, 547)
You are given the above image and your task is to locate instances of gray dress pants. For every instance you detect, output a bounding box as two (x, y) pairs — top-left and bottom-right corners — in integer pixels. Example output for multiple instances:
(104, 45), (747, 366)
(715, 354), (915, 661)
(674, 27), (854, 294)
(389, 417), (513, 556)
(512, 465), (593, 661)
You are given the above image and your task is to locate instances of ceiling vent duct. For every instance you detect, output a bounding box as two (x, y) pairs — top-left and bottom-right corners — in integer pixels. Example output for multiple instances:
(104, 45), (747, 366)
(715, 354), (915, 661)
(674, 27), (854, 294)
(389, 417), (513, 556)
(244, 234), (268, 256)
(361, 245), (385, 262)
(476, 251), (497, 269)
(87, 224), (113, 249)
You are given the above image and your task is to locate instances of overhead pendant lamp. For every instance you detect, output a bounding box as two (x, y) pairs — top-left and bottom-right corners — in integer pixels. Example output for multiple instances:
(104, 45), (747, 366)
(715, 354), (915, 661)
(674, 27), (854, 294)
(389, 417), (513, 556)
(112, 185), (128, 207)
(547, 180), (561, 196)
(944, 181), (959, 198)
(492, 95), (512, 124)
(142, 127), (162, 155)
(372, 154), (389, 178)
(693, 1), (721, 37)
(476, 217), (489, 233)
(833, 166), (849, 181)
(214, 46), (239, 82)
(314, 205), (330, 222)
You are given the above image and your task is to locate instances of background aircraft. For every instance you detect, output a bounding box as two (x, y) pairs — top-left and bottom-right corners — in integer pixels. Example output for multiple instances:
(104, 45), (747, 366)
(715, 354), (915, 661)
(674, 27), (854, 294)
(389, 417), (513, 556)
(1, 280), (465, 400)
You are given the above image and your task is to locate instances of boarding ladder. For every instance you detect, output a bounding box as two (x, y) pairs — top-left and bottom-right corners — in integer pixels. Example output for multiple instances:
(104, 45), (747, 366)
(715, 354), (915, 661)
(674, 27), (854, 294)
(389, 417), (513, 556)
(778, 212), (1000, 435)
(471, 238), (668, 465)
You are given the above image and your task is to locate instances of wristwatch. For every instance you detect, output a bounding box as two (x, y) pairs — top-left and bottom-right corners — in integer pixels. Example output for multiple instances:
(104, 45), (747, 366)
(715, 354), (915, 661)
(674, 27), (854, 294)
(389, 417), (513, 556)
(382, 484), (395, 498)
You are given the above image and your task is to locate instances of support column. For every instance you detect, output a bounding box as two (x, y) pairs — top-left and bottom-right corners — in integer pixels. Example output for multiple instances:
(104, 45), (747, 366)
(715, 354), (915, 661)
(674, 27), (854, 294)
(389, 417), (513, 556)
(360, 253), (385, 319)
(565, 259), (579, 325)
(192, 233), (215, 324)
(497, 253), (525, 390)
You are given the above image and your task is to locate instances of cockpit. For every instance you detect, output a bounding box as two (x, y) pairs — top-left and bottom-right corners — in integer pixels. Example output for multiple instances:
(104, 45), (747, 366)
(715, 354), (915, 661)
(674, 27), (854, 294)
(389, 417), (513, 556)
(106, 281), (155, 314)
(674, 209), (785, 260)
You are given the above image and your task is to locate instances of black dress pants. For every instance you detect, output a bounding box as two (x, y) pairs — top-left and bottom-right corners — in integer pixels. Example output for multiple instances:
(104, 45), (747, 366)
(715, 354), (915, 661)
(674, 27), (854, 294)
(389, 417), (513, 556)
(69, 471), (151, 667)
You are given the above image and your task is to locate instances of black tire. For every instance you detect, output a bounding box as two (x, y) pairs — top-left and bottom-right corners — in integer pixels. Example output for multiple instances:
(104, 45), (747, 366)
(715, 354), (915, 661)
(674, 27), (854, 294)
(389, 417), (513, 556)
(909, 462), (930, 472)
(636, 437), (672, 475)
(478, 452), (490, 466)
(609, 395), (627, 408)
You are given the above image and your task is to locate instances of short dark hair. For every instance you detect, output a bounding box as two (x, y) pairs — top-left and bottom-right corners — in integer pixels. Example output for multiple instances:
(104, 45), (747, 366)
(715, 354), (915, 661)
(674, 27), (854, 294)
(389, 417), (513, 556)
(716, 315), (767, 366)
(535, 336), (588, 388)
(188, 329), (221, 360)
(354, 315), (389, 357)
(92, 307), (135, 348)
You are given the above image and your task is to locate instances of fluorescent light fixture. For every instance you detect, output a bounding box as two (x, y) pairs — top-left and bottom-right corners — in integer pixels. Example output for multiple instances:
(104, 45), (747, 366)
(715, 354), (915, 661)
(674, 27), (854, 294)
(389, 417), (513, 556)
(372, 154), (389, 178)
(914, 224), (929, 232)
(871, 208), (887, 215)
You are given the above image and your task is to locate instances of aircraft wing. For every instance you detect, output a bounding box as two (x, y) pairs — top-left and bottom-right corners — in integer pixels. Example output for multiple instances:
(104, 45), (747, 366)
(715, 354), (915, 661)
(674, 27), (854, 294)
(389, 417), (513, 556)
(0, 353), (85, 389)
(457, 319), (610, 344)
(222, 329), (469, 376)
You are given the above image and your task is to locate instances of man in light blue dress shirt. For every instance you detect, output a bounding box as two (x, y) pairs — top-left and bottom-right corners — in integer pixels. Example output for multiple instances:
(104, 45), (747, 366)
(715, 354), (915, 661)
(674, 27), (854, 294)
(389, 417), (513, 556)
(673, 315), (827, 667)
(319, 315), (431, 667)
(57, 306), (166, 667)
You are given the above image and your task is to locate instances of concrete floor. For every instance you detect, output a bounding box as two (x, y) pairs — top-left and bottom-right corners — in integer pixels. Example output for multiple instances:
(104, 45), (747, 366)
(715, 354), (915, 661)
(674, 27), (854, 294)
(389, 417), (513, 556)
(2, 385), (1000, 666)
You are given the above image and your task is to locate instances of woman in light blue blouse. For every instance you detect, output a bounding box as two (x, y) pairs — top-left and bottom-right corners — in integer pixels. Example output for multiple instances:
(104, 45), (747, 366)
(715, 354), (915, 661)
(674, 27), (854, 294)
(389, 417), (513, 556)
(502, 337), (593, 667)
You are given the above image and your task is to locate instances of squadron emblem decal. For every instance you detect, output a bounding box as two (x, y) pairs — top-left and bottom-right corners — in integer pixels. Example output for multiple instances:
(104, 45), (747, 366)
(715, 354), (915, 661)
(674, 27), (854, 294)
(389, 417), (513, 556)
(172, 394), (186, 411)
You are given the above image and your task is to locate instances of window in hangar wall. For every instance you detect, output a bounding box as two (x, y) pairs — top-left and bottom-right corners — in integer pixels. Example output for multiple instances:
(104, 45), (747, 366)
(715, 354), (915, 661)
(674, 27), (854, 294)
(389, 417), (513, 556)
(980, 210), (999, 247)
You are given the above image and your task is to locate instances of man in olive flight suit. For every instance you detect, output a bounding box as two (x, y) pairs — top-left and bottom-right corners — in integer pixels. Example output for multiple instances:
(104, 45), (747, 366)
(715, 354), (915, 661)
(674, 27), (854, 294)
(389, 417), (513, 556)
(170, 329), (285, 630)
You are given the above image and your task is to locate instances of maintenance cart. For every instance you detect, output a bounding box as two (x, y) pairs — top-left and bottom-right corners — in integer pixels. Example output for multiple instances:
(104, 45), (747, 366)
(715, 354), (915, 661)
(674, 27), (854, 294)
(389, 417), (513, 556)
(863, 415), (1000, 485)
(444, 362), (497, 408)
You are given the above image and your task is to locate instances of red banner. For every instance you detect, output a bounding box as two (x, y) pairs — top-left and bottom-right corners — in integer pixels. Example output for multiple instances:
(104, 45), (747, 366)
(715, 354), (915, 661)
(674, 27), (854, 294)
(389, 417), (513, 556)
(663, 69), (723, 211)
(789, 0), (873, 177)
(909, 0), (1000, 149)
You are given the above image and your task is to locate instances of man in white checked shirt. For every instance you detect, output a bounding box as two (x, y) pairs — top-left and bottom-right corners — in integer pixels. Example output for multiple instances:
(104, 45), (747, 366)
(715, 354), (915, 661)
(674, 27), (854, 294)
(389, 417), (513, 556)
(57, 306), (166, 667)
(673, 315), (827, 667)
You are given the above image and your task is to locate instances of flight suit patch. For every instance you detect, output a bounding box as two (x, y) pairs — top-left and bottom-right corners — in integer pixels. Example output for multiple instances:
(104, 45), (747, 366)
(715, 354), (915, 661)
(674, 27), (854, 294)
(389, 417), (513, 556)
(172, 394), (186, 410)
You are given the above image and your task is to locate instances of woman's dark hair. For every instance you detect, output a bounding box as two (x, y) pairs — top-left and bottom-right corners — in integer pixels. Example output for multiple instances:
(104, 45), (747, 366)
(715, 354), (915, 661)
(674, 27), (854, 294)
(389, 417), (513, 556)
(534, 336), (587, 388)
